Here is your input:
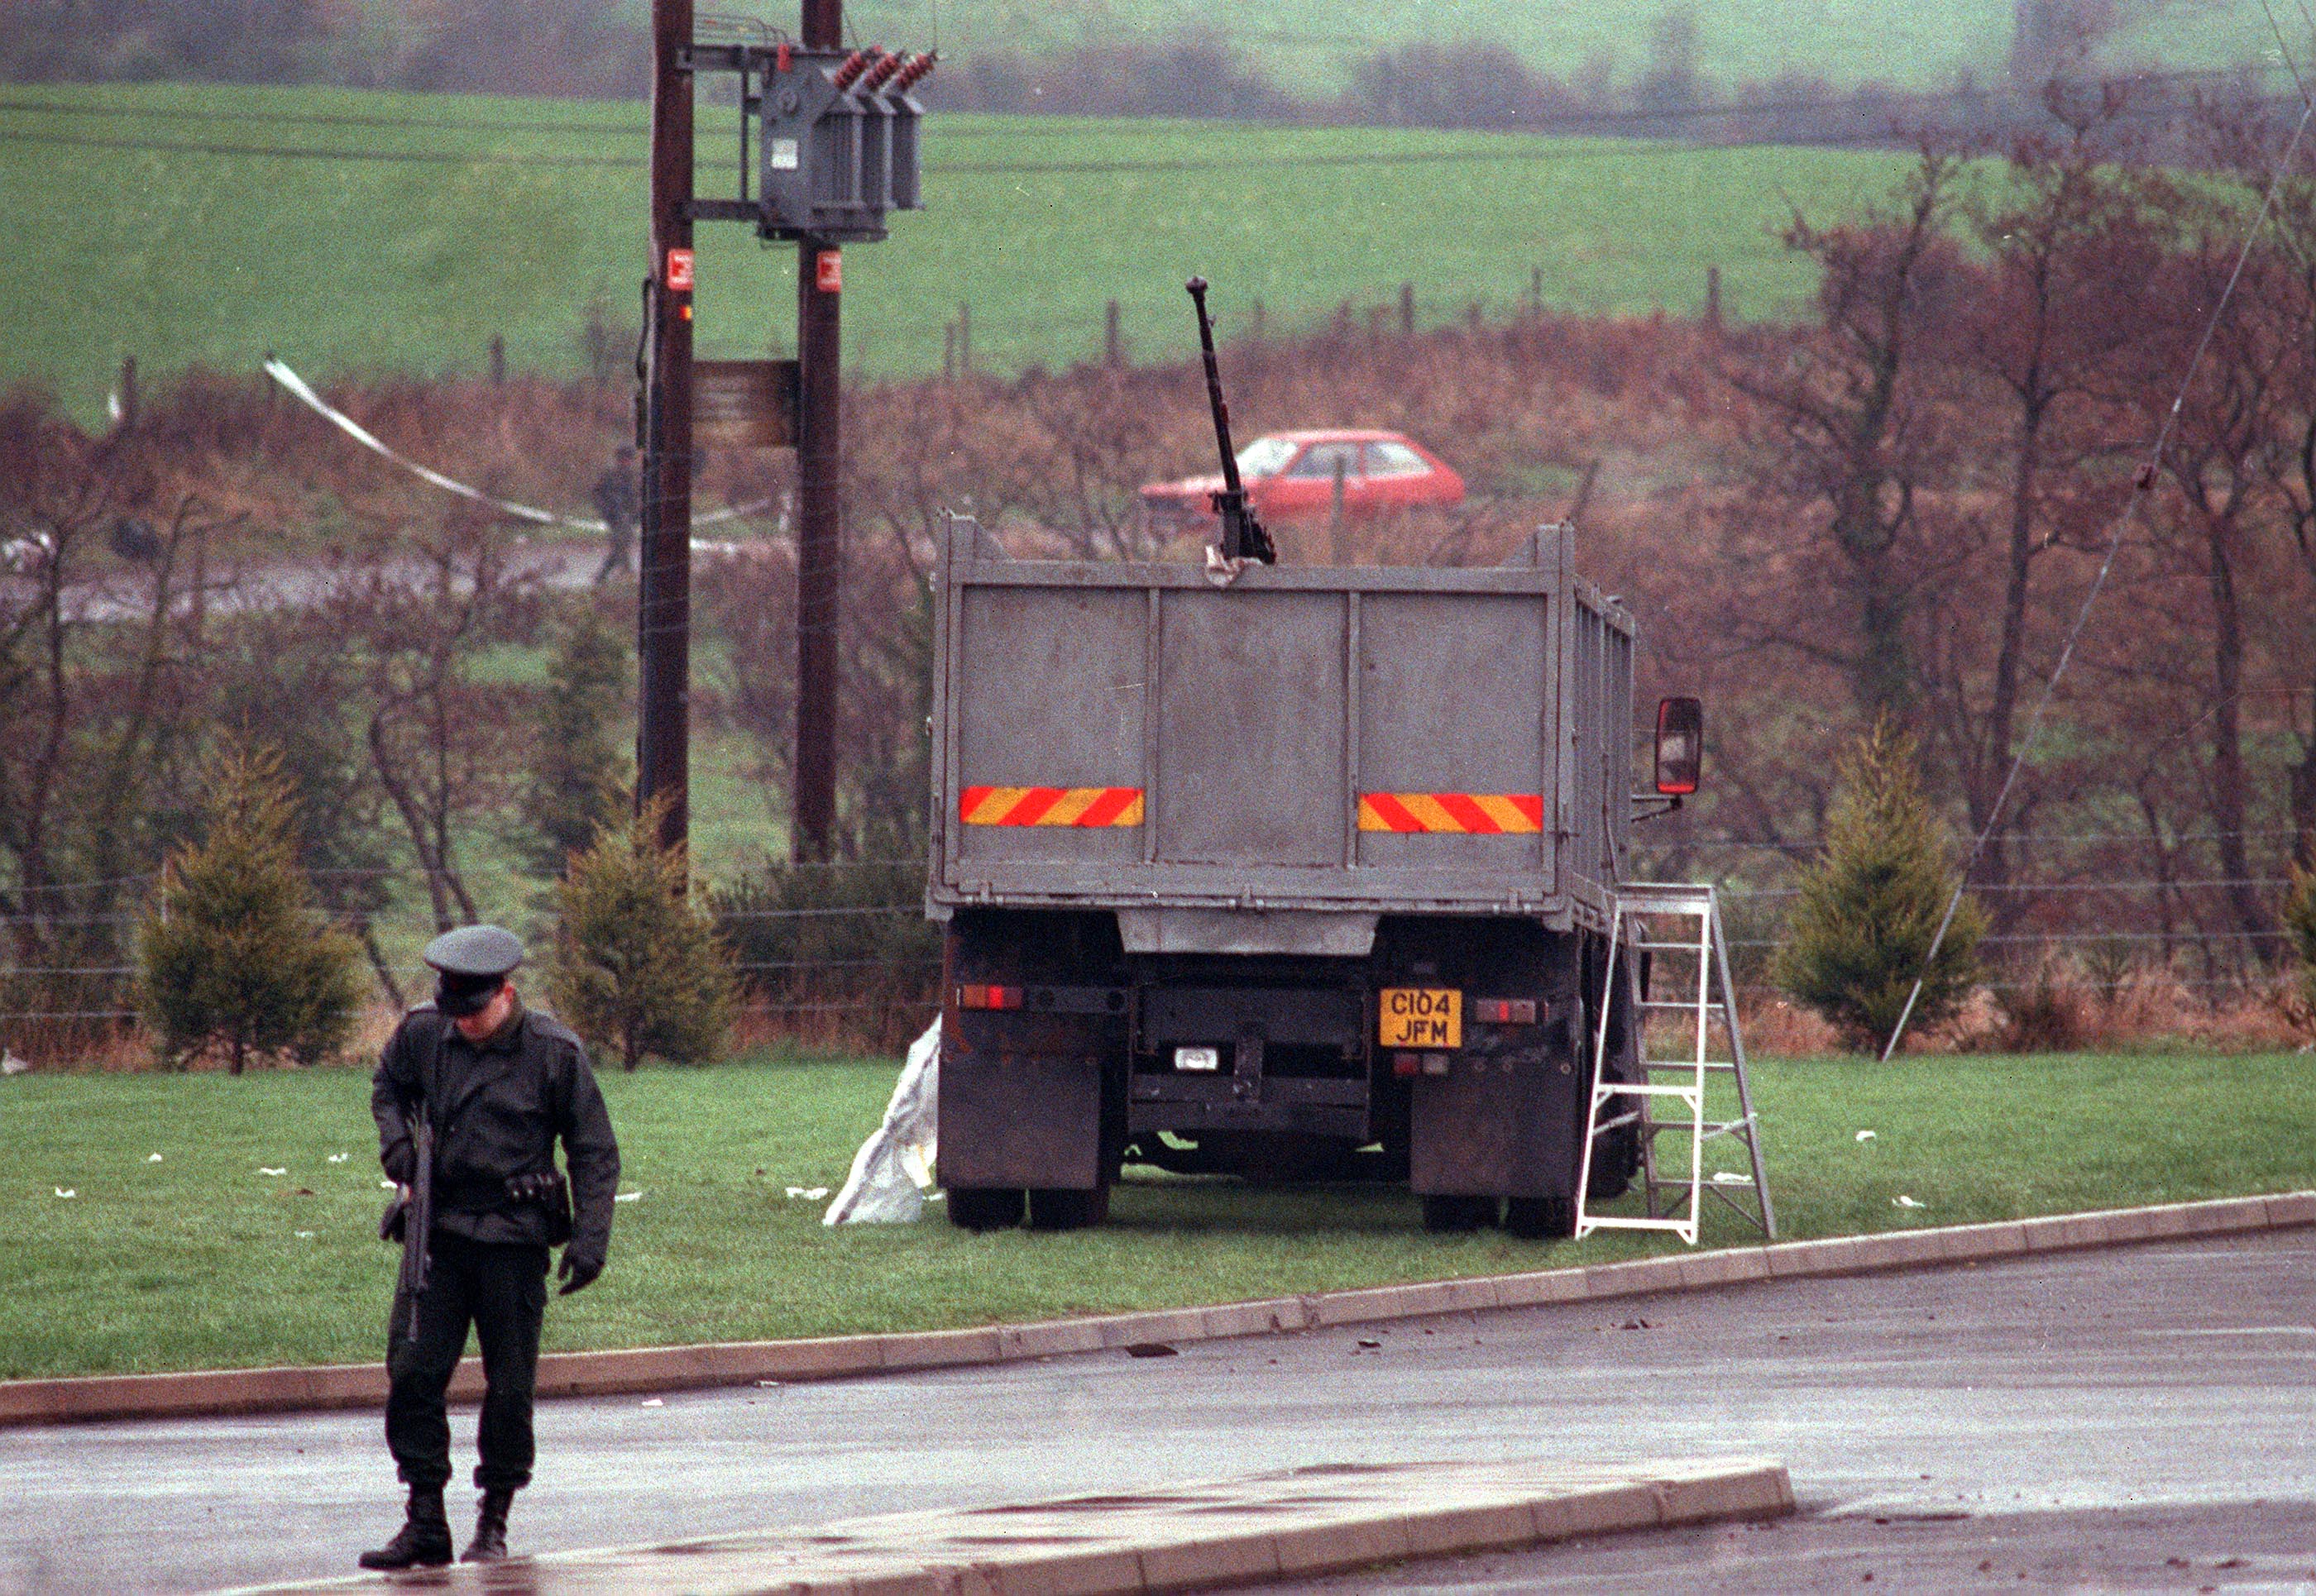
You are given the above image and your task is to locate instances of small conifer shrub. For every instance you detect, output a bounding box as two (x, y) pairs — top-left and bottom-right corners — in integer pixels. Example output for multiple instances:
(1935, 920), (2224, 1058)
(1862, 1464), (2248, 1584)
(524, 603), (631, 877)
(139, 743), (362, 1073)
(550, 798), (736, 1069)
(2285, 863), (2316, 1028)
(1776, 720), (1986, 1053)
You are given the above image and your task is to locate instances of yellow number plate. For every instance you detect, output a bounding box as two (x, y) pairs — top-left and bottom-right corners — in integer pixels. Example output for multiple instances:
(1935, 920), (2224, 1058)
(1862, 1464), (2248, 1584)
(1379, 987), (1462, 1049)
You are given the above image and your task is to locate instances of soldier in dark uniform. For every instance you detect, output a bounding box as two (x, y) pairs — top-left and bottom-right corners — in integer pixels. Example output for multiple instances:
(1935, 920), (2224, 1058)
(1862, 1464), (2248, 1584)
(360, 925), (621, 1569)
(591, 447), (639, 585)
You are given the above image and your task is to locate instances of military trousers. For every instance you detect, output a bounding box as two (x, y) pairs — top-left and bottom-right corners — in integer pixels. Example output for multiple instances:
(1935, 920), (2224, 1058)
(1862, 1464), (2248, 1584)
(385, 1230), (549, 1493)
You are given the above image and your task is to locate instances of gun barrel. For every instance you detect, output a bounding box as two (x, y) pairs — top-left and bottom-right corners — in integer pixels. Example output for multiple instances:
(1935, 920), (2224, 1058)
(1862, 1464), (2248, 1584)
(1185, 277), (1244, 497)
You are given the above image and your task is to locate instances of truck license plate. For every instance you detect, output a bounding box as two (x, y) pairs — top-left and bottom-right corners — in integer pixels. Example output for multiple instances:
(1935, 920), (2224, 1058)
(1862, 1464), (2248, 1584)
(1379, 987), (1461, 1049)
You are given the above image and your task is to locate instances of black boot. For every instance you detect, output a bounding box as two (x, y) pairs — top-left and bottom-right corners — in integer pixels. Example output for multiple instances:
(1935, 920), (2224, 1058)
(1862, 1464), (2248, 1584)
(461, 1488), (514, 1563)
(358, 1486), (452, 1570)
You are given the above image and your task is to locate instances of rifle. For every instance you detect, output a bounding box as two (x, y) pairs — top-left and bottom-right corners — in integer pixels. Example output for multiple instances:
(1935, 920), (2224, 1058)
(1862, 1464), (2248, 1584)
(380, 1028), (440, 1338)
(1184, 276), (1275, 566)
(398, 1116), (434, 1302)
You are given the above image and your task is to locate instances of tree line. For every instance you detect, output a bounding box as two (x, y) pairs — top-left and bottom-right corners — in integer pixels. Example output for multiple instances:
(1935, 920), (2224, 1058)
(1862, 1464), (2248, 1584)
(2, 2), (2261, 155)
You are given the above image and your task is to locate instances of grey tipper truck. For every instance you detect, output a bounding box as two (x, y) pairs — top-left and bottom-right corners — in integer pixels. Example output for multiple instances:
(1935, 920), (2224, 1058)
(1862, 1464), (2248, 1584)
(926, 515), (1698, 1236)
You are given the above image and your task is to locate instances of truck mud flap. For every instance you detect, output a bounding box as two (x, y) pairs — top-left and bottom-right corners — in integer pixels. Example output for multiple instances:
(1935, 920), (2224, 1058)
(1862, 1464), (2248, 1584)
(1407, 1045), (1581, 1200)
(938, 1050), (1103, 1192)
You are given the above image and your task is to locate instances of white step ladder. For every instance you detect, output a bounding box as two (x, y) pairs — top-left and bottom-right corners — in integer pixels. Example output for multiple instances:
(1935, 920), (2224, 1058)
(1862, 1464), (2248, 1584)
(1573, 883), (1774, 1245)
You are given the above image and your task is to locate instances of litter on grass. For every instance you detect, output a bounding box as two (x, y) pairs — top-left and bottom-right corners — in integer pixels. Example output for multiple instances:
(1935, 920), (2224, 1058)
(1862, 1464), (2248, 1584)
(328, 1153), (350, 1164)
(146, 1154), (163, 1163)
(784, 1186), (830, 1200)
(1893, 1194), (1926, 1209)
(53, 1187), (75, 1198)
(825, 1016), (940, 1226)
(1855, 1130), (1878, 1142)
(615, 1191), (642, 1203)
(259, 1167), (286, 1177)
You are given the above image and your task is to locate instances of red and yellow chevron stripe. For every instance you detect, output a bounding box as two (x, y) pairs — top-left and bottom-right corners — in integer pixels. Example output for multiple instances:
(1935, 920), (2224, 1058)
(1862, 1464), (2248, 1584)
(1359, 792), (1544, 834)
(961, 786), (1145, 827)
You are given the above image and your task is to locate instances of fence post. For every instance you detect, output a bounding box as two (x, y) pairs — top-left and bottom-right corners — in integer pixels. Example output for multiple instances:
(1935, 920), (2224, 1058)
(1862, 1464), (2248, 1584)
(1399, 281), (1415, 336)
(958, 301), (971, 374)
(488, 334), (506, 385)
(1705, 265), (1722, 332)
(1103, 299), (1122, 367)
(113, 355), (137, 431)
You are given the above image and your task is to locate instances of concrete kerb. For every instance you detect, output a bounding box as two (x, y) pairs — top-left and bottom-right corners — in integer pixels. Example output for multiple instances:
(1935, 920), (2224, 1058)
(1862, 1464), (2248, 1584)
(4, 1190), (2307, 1431)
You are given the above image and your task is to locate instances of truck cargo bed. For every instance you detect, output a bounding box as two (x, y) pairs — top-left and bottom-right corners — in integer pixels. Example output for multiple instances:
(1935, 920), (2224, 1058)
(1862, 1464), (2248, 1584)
(928, 518), (1634, 938)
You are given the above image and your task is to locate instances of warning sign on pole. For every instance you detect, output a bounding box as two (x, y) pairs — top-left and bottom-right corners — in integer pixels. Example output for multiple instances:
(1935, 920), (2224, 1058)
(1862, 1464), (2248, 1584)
(815, 250), (842, 294)
(666, 248), (696, 292)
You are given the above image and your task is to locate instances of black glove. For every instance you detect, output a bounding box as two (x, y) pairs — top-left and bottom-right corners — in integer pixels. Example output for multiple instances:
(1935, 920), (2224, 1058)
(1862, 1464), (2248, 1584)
(382, 1144), (414, 1186)
(557, 1250), (603, 1296)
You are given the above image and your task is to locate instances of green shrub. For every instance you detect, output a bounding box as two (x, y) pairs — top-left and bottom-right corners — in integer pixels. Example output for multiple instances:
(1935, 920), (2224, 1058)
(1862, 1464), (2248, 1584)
(1775, 720), (1986, 1053)
(548, 799), (736, 1069)
(523, 602), (631, 877)
(710, 855), (941, 1052)
(2285, 863), (2316, 1025)
(136, 743), (362, 1073)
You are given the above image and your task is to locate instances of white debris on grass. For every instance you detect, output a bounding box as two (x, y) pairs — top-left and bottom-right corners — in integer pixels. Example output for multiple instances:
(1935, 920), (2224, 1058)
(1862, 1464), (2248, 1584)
(2, 1049), (28, 1076)
(825, 1017), (940, 1226)
(147, 1154), (163, 1163)
(614, 1191), (642, 1203)
(53, 1187), (75, 1198)
(1854, 1130), (1877, 1142)
(784, 1186), (830, 1200)
(259, 1167), (286, 1177)
(1893, 1194), (1925, 1209)
(328, 1153), (351, 1164)
(294, 1230), (315, 1239)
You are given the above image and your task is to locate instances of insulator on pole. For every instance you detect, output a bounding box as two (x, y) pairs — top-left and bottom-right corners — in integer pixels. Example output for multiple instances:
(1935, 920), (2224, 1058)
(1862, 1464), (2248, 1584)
(831, 48), (871, 88)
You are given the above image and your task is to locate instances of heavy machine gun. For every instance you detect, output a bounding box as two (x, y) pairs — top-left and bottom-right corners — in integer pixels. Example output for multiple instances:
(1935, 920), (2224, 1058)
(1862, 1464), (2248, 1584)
(1184, 276), (1275, 566)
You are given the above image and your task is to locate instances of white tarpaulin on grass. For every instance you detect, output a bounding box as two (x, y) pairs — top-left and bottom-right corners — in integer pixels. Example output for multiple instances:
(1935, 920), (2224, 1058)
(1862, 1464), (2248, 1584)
(824, 1017), (940, 1225)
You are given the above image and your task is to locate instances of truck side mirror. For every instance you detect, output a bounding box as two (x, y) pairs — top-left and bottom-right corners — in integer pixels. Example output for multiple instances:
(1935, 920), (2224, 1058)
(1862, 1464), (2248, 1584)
(1655, 696), (1702, 796)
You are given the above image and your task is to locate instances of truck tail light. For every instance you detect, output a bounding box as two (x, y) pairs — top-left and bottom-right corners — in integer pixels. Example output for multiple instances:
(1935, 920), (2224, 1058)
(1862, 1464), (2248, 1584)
(1474, 998), (1540, 1025)
(957, 983), (1022, 1011)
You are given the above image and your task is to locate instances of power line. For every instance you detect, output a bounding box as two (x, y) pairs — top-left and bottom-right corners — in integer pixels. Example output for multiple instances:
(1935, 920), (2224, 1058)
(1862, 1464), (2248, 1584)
(0, 59), (2292, 141)
(1, 81), (2301, 174)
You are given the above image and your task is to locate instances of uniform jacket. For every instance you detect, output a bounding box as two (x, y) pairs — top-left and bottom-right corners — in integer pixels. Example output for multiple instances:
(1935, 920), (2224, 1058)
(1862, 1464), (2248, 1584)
(372, 1001), (620, 1259)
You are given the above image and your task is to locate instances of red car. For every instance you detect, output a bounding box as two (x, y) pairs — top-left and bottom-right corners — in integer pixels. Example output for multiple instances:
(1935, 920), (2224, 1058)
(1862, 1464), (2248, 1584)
(1139, 429), (1464, 532)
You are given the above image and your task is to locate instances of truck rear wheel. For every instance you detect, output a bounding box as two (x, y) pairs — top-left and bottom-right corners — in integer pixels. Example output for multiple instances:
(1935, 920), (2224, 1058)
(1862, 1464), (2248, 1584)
(947, 1187), (1026, 1231)
(1421, 1194), (1499, 1233)
(1502, 1195), (1574, 1240)
(1026, 1185), (1110, 1231)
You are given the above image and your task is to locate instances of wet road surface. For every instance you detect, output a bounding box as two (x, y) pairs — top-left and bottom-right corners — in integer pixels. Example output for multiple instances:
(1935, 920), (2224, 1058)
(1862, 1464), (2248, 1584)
(0, 1229), (2307, 1594)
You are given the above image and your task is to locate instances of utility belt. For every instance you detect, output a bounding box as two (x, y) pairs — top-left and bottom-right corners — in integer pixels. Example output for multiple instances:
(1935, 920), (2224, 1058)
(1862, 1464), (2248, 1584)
(433, 1170), (574, 1246)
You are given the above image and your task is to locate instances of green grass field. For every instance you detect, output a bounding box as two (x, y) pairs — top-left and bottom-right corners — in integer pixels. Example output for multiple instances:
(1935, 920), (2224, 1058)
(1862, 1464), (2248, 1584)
(0, 82), (1926, 423)
(2, 1049), (2307, 1380)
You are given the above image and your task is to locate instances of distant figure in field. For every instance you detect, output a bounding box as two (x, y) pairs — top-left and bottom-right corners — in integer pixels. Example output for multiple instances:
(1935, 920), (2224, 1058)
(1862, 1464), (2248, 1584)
(591, 447), (639, 585)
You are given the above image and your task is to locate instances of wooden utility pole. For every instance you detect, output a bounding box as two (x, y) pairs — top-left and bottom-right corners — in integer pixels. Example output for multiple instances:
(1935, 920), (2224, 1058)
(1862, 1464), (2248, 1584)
(640, 0), (696, 853)
(792, 0), (843, 862)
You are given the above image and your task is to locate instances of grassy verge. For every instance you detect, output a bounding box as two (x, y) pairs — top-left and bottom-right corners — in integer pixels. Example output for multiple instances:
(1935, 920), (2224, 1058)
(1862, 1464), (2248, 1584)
(1, 1049), (2308, 1381)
